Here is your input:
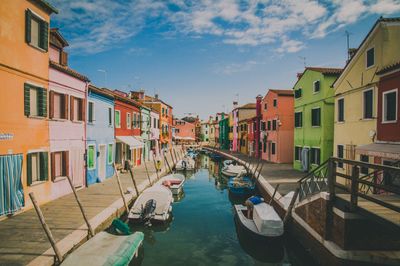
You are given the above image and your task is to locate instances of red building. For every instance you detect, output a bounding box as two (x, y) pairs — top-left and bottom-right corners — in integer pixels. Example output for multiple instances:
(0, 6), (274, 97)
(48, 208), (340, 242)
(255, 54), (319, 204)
(173, 118), (196, 144)
(113, 90), (143, 168)
(247, 117), (257, 156)
(261, 89), (294, 163)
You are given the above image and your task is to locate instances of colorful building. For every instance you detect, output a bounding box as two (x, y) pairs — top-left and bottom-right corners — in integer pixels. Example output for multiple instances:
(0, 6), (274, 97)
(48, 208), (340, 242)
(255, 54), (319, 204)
(219, 115), (229, 150)
(0, 0), (58, 214)
(140, 105), (151, 162)
(238, 119), (248, 154)
(200, 121), (210, 142)
(150, 109), (160, 158)
(260, 89), (294, 163)
(228, 112), (234, 150)
(86, 85), (115, 185)
(247, 117), (256, 156)
(172, 119), (196, 144)
(48, 29), (89, 194)
(294, 68), (342, 171)
(333, 18), (400, 181)
(114, 91), (143, 169)
(231, 103), (256, 152)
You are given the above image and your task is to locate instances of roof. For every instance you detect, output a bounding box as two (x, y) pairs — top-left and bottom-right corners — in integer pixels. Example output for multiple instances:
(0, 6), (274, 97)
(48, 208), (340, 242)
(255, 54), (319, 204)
(112, 90), (142, 108)
(88, 85), (114, 99)
(269, 89), (293, 96)
(31, 0), (58, 14)
(377, 61), (400, 75)
(143, 95), (173, 109)
(293, 67), (343, 89)
(50, 28), (69, 48)
(333, 17), (400, 87)
(237, 103), (256, 109)
(50, 60), (90, 82)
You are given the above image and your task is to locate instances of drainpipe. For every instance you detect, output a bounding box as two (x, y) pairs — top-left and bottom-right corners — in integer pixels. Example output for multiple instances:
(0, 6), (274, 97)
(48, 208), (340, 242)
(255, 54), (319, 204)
(84, 81), (89, 188)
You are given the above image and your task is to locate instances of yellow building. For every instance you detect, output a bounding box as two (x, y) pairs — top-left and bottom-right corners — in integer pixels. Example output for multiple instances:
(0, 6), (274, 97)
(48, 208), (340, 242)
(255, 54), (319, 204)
(238, 119), (248, 155)
(333, 17), (400, 180)
(228, 112), (233, 150)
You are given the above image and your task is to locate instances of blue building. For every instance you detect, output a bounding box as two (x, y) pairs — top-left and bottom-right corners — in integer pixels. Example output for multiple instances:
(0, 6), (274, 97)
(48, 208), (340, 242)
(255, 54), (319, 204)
(86, 85), (115, 185)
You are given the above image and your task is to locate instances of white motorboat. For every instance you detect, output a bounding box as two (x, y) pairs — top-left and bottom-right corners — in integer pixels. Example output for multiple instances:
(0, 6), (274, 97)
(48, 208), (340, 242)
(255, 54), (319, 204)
(234, 202), (284, 239)
(221, 164), (247, 177)
(157, 173), (185, 195)
(128, 185), (173, 224)
(223, 160), (234, 167)
(175, 156), (195, 171)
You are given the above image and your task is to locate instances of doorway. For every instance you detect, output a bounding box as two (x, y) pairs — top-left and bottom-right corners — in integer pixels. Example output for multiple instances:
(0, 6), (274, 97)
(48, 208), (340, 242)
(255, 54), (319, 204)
(98, 145), (106, 181)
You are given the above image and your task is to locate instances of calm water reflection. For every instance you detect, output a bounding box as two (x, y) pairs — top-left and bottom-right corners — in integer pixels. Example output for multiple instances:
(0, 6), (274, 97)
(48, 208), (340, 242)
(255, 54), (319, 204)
(130, 155), (317, 266)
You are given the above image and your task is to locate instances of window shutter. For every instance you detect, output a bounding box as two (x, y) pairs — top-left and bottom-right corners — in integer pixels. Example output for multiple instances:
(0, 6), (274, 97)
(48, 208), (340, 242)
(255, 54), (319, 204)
(39, 152), (48, 181)
(24, 84), (31, 116)
(70, 96), (75, 121)
(64, 94), (69, 119)
(27, 153), (32, 186)
(25, 10), (32, 44)
(81, 99), (86, 122)
(40, 20), (49, 51)
(63, 151), (69, 177)
(38, 88), (47, 117)
(51, 152), (55, 181)
(49, 91), (54, 119)
(61, 51), (68, 66)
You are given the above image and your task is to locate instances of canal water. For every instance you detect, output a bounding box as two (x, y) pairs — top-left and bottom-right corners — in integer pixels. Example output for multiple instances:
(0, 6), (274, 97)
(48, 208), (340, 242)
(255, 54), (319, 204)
(130, 155), (317, 266)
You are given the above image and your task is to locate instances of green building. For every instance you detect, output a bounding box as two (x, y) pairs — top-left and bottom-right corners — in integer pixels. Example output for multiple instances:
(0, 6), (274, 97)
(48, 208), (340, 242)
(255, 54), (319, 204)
(140, 105), (151, 162)
(219, 115), (229, 150)
(293, 67), (342, 172)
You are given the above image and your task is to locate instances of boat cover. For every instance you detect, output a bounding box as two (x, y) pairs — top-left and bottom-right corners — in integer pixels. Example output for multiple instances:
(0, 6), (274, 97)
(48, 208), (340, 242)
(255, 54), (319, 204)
(61, 231), (144, 266)
(253, 203), (284, 237)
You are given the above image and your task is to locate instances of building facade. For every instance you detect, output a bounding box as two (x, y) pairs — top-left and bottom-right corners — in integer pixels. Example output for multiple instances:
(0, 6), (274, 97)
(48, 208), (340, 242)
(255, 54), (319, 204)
(231, 103), (256, 152)
(150, 109), (160, 159)
(140, 105), (151, 162)
(173, 119), (196, 144)
(219, 116), (229, 150)
(238, 119), (248, 154)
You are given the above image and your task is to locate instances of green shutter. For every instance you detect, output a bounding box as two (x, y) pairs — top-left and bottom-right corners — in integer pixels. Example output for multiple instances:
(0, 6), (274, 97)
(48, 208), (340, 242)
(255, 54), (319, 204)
(25, 10), (31, 44)
(24, 84), (30, 116)
(27, 153), (32, 186)
(38, 88), (47, 117)
(39, 152), (48, 181)
(40, 20), (49, 51)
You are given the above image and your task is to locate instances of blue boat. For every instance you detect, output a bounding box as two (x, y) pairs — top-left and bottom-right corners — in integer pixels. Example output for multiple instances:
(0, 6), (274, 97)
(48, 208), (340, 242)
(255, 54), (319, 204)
(228, 176), (256, 195)
(209, 153), (223, 161)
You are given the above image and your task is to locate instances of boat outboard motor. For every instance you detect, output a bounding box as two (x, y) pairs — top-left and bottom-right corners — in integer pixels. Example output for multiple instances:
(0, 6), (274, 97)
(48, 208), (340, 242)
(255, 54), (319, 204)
(182, 160), (187, 170)
(140, 199), (157, 226)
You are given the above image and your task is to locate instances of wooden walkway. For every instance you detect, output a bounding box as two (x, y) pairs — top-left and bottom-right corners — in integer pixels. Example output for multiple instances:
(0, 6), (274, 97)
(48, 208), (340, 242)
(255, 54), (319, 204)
(0, 151), (181, 266)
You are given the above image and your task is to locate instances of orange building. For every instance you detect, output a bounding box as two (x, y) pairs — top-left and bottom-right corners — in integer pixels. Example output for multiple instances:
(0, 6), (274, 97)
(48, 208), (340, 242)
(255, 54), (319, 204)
(0, 0), (58, 215)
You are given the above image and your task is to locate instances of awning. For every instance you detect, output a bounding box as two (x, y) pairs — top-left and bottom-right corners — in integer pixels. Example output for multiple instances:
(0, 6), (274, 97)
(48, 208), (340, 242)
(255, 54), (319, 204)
(356, 143), (400, 160)
(116, 136), (144, 149)
(173, 136), (195, 140)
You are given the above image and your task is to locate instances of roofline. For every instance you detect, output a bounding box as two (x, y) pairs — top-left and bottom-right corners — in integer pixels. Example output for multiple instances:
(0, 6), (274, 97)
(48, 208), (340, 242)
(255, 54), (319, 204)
(49, 60), (90, 82)
(88, 85), (114, 100)
(292, 67), (342, 89)
(50, 28), (69, 47)
(30, 0), (59, 14)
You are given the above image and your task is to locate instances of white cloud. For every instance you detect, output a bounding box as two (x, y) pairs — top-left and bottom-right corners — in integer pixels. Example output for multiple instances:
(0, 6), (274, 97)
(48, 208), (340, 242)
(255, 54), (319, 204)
(214, 60), (260, 75)
(49, 0), (400, 54)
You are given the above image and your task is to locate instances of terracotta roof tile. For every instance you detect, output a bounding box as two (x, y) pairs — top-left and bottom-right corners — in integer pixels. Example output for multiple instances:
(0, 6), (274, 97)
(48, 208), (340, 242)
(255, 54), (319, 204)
(377, 61), (400, 75)
(50, 60), (89, 82)
(305, 67), (343, 75)
(269, 89), (293, 96)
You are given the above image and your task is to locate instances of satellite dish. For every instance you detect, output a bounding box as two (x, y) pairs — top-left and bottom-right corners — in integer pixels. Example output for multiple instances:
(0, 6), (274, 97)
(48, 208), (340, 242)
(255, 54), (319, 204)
(369, 130), (376, 139)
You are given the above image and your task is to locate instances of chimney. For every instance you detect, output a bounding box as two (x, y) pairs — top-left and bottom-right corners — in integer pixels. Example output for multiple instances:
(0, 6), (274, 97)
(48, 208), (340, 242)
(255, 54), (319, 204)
(256, 95), (262, 118)
(347, 48), (357, 63)
(233, 101), (238, 109)
(155, 94), (159, 99)
(297, 72), (303, 79)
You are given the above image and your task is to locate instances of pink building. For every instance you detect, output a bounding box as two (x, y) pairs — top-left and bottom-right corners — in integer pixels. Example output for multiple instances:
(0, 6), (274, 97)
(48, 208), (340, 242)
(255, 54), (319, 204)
(173, 118), (195, 144)
(48, 29), (89, 198)
(261, 89), (294, 163)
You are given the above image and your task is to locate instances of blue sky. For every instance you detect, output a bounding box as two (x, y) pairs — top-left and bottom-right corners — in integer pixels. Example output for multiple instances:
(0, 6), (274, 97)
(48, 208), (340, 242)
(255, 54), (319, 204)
(49, 0), (400, 119)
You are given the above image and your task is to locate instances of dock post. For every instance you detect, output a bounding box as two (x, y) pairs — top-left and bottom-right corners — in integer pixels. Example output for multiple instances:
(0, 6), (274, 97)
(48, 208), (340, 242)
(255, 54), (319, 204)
(29, 192), (63, 264)
(253, 159), (261, 177)
(152, 153), (160, 180)
(113, 163), (130, 215)
(143, 159), (152, 185)
(283, 188), (300, 225)
(170, 147), (176, 165)
(66, 175), (95, 237)
(164, 153), (172, 173)
(269, 184), (280, 205)
(127, 163), (140, 196)
(173, 148), (179, 164)
(324, 159), (336, 240)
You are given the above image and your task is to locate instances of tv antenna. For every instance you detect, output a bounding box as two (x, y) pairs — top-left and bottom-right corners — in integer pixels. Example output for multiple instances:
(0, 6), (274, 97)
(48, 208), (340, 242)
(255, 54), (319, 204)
(345, 30), (353, 60)
(298, 56), (306, 67)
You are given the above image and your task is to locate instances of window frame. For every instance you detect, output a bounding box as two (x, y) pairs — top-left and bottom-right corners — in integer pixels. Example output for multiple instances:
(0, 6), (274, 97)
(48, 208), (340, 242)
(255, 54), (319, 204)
(87, 100), (95, 124)
(27, 151), (48, 186)
(108, 107), (113, 127)
(310, 147), (321, 165)
(295, 88), (302, 99)
(115, 110), (121, 128)
(360, 154), (369, 175)
(366, 47), (375, 69)
(26, 9), (48, 52)
(313, 80), (321, 94)
(107, 143), (113, 164)
(294, 146), (302, 161)
(362, 87), (374, 120)
(271, 142), (276, 155)
(294, 111), (303, 128)
(337, 97), (345, 123)
(311, 107), (321, 127)
(87, 145), (96, 170)
(382, 88), (398, 123)
(273, 98), (277, 107)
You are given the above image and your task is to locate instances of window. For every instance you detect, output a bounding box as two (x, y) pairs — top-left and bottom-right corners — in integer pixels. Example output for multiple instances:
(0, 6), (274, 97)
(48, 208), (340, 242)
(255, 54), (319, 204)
(263, 141), (267, 153)
(264, 103), (267, 110)
(272, 120), (277, 130)
(115, 110), (121, 128)
(87, 101), (94, 123)
(27, 152), (48, 185)
(313, 81), (320, 93)
(360, 155), (369, 175)
(267, 121), (271, 130)
(271, 143), (276, 155)
(310, 148), (321, 165)
(133, 113), (137, 128)
(24, 83), (47, 117)
(363, 89), (373, 119)
(295, 88), (302, 99)
(50, 91), (68, 120)
(338, 98), (344, 122)
(273, 99), (277, 107)
(383, 89), (398, 122)
(70, 96), (84, 122)
(25, 9), (49, 51)
(295, 147), (302, 161)
(295, 112), (302, 128)
(366, 47), (374, 68)
(153, 118), (156, 128)
(108, 108), (112, 126)
(311, 108), (321, 127)
(127, 113), (131, 129)
(337, 145), (344, 168)
(51, 151), (68, 180)
(87, 145), (96, 170)
(108, 144), (113, 164)
(261, 121), (266, 131)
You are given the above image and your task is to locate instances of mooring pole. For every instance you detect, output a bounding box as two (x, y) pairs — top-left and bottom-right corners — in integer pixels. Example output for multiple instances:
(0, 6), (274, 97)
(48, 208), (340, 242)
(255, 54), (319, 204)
(127, 164), (140, 196)
(152, 153), (160, 180)
(143, 159), (152, 185)
(29, 192), (63, 263)
(113, 163), (129, 214)
(255, 161), (265, 181)
(173, 148), (179, 164)
(164, 153), (172, 173)
(283, 188), (300, 225)
(66, 175), (95, 237)
(170, 147), (176, 165)
(269, 184), (280, 205)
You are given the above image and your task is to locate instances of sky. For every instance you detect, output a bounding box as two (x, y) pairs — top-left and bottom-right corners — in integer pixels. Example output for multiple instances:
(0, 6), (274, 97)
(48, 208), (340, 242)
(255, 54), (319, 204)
(48, 0), (400, 120)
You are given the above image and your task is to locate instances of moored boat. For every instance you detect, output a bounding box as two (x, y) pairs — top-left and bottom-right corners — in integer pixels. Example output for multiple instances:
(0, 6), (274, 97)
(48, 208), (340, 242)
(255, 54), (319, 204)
(175, 156), (195, 170)
(158, 173), (185, 195)
(128, 185), (173, 225)
(234, 202), (283, 240)
(221, 164), (247, 177)
(228, 176), (256, 195)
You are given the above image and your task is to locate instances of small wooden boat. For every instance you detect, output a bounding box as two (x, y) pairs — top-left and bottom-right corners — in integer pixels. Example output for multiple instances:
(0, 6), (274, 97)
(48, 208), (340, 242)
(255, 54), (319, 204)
(158, 173), (185, 195)
(175, 156), (195, 171)
(128, 185), (173, 225)
(221, 164), (247, 177)
(209, 153), (223, 161)
(227, 176), (255, 195)
(234, 202), (283, 240)
(61, 231), (144, 266)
